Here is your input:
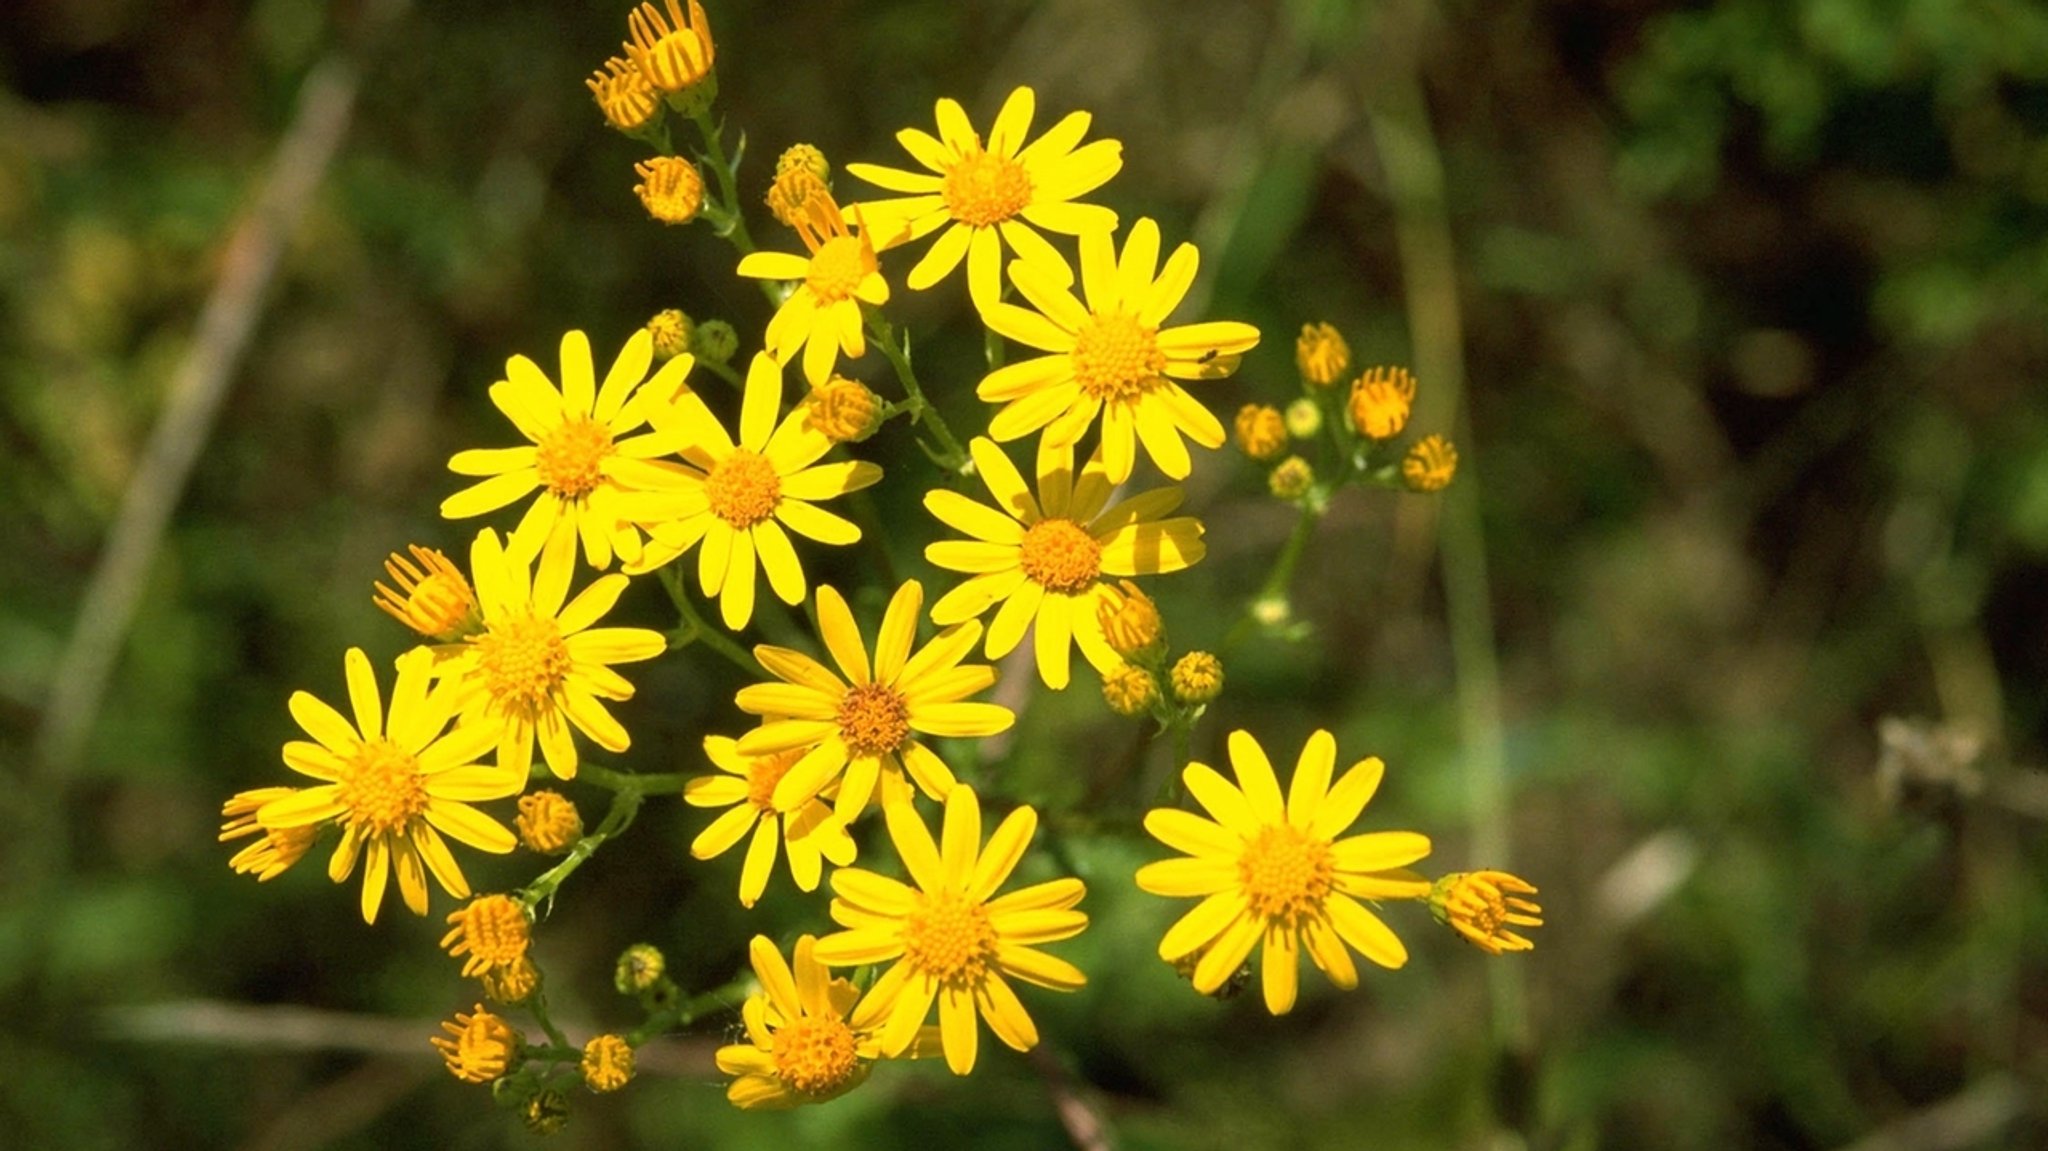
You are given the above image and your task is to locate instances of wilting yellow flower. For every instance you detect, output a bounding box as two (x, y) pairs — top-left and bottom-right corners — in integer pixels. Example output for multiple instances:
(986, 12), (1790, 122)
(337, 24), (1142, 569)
(1138, 730), (1432, 1015)
(1430, 870), (1542, 954)
(817, 785), (1087, 1076)
(586, 56), (659, 133)
(736, 581), (1011, 822)
(433, 528), (667, 781)
(433, 1004), (522, 1083)
(1095, 579), (1163, 661)
(1295, 322), (1350, 387)
(439, 328), (695, 571)
(624, 0), (715, 101)
(925, 437), (1204, 689)
(979, 218), (1260, 482)
(1403, 434), (1458, 492)
(441, 894), (532, 977)
(515, 789), (582, 853)
(766, 144), (832, 229)
(1101, 664), (1159, 716)
(373, 544), (482, 642)
(619, 351), (883, 629)
(718, 934), (929, 1109)
(220, 788), (316, 881)
(800, 376), (883, 444)
(254, 647), (520, 923)
(848, 86), (1122, 312)
(684, 734), (856, 908)
(581, 1034), (636, 1092)
(1347, 365), (1415, 441)
(1169, 650), (1224, 705)
(735, 195), (889, 387)
(1233, 404), (1287, 462)
(1268, 456), (1313, 501)
(635, 157), (705, 224)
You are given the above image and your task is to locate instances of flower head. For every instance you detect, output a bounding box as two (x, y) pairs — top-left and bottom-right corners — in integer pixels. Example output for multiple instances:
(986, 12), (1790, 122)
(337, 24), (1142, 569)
(432, 1004), (522, 1083)
(373, 545), (481, 642)
(735, 195), (890, 386)
(925, 437), (1203, 688)
(587, 56), (659, 133)
(1233, 404), (1287, 462)
(1430, 870), (1542, 954)
(515, 789), (582, 853)
(615, 943), (667, 994)
(767, 144), (833, 229)
(433, 528), (668, 781)
(441, 894), (532, 978)
(625, 0), (716, 103)
(848, 86), (1123, 312)
(716, 934), (918, 1109)
(1169, 650), (1224, 705)
(685, 734), (857, 907)
(1137, 730), (1432, 1015)
(1101, 664), (1159, 716)
(736, 581), (1012, 823)
(481, 957), (539, 1005)
(1295, 322), (1350, 387)
(635, 157), (705, 224)
(439, 328), (696, 572)
(816, 786), (1088, 1076)
(1095, 579), (1163, 661)
(1403, 434), (1457, 492)
(220, 788), (316, 881)
(978, 218), (1260, 482)
(801, 376), (883, 444)
(253, 647), (521, 923)
(1347, 366), (1415, 441)
(619, 352), (883, 629)
(581, 1034), (636, 1092)
(1268, 456), (1313, 501)
(646, 308), (693, 361)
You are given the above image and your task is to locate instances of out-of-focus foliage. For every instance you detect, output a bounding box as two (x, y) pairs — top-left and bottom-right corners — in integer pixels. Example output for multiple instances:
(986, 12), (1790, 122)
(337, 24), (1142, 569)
(3, 0), (2045, 1147)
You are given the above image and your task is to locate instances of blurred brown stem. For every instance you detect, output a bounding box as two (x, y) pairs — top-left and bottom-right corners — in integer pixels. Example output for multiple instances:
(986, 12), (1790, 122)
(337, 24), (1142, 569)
(1030, 1044), (1116, 1151)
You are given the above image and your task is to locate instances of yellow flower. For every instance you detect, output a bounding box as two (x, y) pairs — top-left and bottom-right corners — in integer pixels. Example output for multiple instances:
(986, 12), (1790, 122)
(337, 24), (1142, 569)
(1430, 870), (1542, 954)
(515, 789), (582, 853)
(800, 376), (883, 444)
(1168, 650), (1224, 705)
(635, 157), (704, 224)
(925, 437), (1204, 689)
(619, 352), (884, 629)
(624, 0), (715, 98)
(1137, 730), (1432, 1015)
(1233, 404), (1287, 462)
(1095, 579), (1163, 661)
(716, 934), (923, 1109)
(373, 544), (481, 642)
(1403, 434), (1458, 492)
(1295, 322), (1350, 386)
(816, 785), (1088, 1076)
(219, 788), (316, 881)
(581, 1034), (636, 1092)
(433, 1004), (522, 1083)
(441, 894), (532, 977)
(735, 195), (890, 387)
(1101, 664), (1159, 716)
(685, 734), (857, 908)
(736, 581), (1012, 823)
(1347, 365), (1415, 441)
(1268, 456), (1313, 501)
(439, 328), (696, 572)
(433, 528), (668, 781)
(848, 86), (1122, 312)
(254, 647), (520, 923)
(766, 144), (833, 229)
(586, 56), (659, 133)
(978, 218), (1261, 482)
(481, 956), (539, 1005)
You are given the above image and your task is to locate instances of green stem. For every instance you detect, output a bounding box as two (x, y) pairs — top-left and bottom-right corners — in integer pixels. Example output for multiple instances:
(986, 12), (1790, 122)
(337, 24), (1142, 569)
(577, 760), (686, 795)
(519, 783), (644, 908)
(689, 108), (757, 257)
(1224, 499), (1323, 651)
(656, 564), (760, 674)
(626, 973), (755, 1045)
(694, 354), (743, 389)
(867, 313), (970, 474)
(525, 991), (574, 1052)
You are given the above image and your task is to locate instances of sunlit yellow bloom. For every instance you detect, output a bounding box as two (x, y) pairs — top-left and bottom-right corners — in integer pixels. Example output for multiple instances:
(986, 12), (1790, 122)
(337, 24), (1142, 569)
(1168, 650), (1224, 705)
(1101, 664), (1159, 716)
(1233, 404), (1287, 461)
(1403, 434), (1458, 492)
(925, 437), (1204, 689)
(817, 785), (1087, 1076)
(735, 196), (890, 387)
(373, 544), (481, 642)
(1137, 730), (1432, 1015)
(619, 352), (883, 629)
(255, 647), (520, 924)
(439, 328), (695, 571)
(635, 157), (704, 224)
(441, 894), (532, 977)
(433, 528), (667, 781)
(848, 86), (1122, 312)
(685, 734), (856, 908)
(736, 581), (1011, 823)
(716, 934), (928, 1109)
(1295, 322), (1350, 386)
(1347, 365), (1415, 441)
(1430, 870), (1542, 954)
(978, 218), (1260, 482)
(433, 1004), (522, 1083)
(586, 56), (659, 133)
(625, 0), (715, 98)
(220, 787), (316, 881)
(581, 1034), (636, 1092)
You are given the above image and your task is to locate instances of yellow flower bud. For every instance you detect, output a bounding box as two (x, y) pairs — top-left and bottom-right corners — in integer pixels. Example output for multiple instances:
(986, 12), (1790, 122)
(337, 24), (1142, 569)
(766, 148), (832, 229)
(581, 1034), (636, 1093)
(219, 788), (316, 881)
(645, 308), (694, 362)
(521, 1089), (570, 1136)
(1429, 870), (1542, 954)
(440, 894), (532, 978)
(634, 157), (704, 225)
(803, 376), (883, 443)
(1284, 397), (1321, 438)
(1347, 366), (1415, 440)
(1169, 651), (1224, 705)
(777, 143), (831, 184)
(1233, 403), (1287, 462)
(1268, 456), (1313, 501)
(1101, 664), (1160, 717)
(614, 943), (667, 995)
(586, 56), (660, 133)
(1096, 579), (1164, 661)
(1296, 322), (1350, 387)
(431, 1005), (522, 1084)
(1402, 434), (1457, 492)
(692, 318), (738, 364)
(372, 544), (481, 642)
(516, 790), (583, 855)
(625, 0), (717, 113)
(480, 956), (539, 1005)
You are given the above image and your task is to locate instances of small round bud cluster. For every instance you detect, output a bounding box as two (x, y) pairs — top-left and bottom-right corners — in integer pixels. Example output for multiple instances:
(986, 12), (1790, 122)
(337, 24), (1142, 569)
(767, 143), (832, 228)
(692, 318), (739, 364)
(1348, 366), (1415, 441)
(432, 1005), (522, 1084)
(1101, 664), (1160, 716)
(481, 957), (540, 1005)
(581, 1034), (636, 1093)
(1096, 580), (1164, 662)
(440, 894), (532, 978)
(1169, 651), (1224, 706)
(586, 57), (659, 134)
(803, 377), (883, 443)
(1233, 404), (1288, 462)
(1284, 397), (1322, 438)
(614, 943), (668, 995)
(1296, 322), (1351, 387)
(1268, 456), (1313, 501)
(1402, 434), (1458, 492)
(634, 157), (705, 224)
(516, 791), (583, 855)
(645, 309), (694, 362)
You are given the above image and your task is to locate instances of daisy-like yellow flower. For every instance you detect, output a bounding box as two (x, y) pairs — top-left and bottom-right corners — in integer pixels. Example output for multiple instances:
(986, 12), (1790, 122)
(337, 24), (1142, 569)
(736, 581), (1012, 823)
(440, 329), (695, 571)
(735, 195), (890, 387)
(254, 647), (521, 924)
(685, 734), (857, 907)
(220, 787), (316, 881)
(848, 86), (1122, 313)
(619, 351), (883, 630)
(978, 218), (1261, 483)
(925, 437), (1204, 689)
(1137, 729), (1432, 1015)
(816, 785), (1088, 1075)
(716, 934), (932, 1109)
(434, 528), (667, 781)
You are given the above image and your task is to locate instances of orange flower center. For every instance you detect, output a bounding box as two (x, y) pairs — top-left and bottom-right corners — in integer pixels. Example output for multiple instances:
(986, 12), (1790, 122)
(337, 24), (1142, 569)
(902, 889), (998, 988)
(535, 414), (614, 501)
(836, 683), (910, 757)
(745, 749), (806, 812)
(1237, 824), (1335, 925)
(475, 610), (571, 719)
(1018, 518), (1102, 594)
(805, 235), (872, 304)
(1446, 880), (1509, 936)
(1070, 311), (1165, 401)
(336, 738), (429, 837)
(942, 148), (1033, 227)
(772, 1014), (861, 1096)
(706, 449), (782, 529)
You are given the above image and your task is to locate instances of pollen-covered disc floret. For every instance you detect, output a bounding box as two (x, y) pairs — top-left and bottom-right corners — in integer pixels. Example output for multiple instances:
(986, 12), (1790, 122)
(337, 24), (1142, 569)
(1137, 729), (1434, 1015)
(716, 935), (891, 1109)
(979, 218), (1261, 483)
(837, 683), (911, 757)
(815, 786), (1089, 1076)
(924, 437), (1204, 690)
(685, 735), (855, 908)
(706, 449), (782, 528)
(473, 611), (571, 719)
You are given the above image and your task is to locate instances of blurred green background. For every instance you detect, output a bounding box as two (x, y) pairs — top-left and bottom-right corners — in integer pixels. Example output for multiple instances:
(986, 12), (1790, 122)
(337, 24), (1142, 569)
(5, 0), (2048, 1147)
